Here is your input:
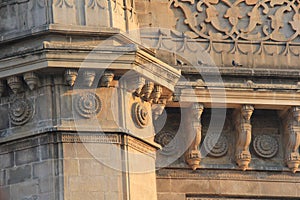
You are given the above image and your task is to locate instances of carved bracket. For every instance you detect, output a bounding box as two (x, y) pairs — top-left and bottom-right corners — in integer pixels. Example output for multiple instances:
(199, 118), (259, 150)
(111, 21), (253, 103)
(152, 99), (166, 120)
(100, 71), (114, 87)
(185, 103), (204, 170)
(235, 105), (254, 171)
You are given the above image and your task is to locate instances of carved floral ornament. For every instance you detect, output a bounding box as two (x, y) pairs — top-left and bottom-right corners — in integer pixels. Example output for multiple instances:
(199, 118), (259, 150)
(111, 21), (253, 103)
(9, 98), (34, 126)
(132, 102), (150, 128)
(204, 133), (228, 157)
(74, 92), (102, 118)
(253, 134), (279, 158)
(171, 0), (300, 55)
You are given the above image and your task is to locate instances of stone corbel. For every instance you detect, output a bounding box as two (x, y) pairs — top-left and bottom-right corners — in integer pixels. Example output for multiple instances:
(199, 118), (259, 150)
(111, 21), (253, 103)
(132, 76), (145, 97)
(141, 81), (154, 101)
(152, 99), (166, 120)
(100, 71), (114, 87)
(65, 69), (78, 86)
(285, 107), (300, 173)
(151, 85), (162, 104)
(7, 76), (22, 94)
(82, 70), (96, 87)
(235, 105), (254, 171)
(185, 103), (204, 170)
(0, 80), (5, 97)
(23, 72), (39, 90)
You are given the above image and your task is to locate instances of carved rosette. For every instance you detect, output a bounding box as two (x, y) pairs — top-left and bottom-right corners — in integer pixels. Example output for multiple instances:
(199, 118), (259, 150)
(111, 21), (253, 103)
(74, 92), (102, 118)
(132, 102), (150, 128)
(204, 134), (228, 158)
(170, 0), (300, 58)
(9, 99), (34, 126)
(155, 131), (174, 147)
(253, 135), (279, 158)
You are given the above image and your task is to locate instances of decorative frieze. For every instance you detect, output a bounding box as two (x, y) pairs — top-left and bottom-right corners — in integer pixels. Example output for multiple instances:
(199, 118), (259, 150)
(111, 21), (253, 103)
(74, 92), (102, 118)
(61, 134), (121, 144)
(235, 105), (254, 171)
(185, 103), (204, 170)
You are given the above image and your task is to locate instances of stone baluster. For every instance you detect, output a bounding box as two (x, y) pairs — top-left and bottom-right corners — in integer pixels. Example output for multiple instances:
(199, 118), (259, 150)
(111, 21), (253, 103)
(235, 105), (254, 171)
(285, 107), (300, 173)
(185, 103), (204, 170)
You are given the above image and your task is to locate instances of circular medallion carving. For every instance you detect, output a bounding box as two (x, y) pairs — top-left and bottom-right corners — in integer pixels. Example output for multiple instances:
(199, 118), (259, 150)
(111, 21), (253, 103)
(75, 92), (101, 118)
(132, 102), (149, 128)
(155, 131), (174, 147)
(253, 135), (278, 158)
(204, 134), (228, 157)
(155, 131), (177, 156)
(9, 99), (33, 126)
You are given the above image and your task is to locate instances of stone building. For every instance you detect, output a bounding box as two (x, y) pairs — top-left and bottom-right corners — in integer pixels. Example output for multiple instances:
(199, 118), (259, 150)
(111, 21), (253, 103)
(0, 0), (300, 199)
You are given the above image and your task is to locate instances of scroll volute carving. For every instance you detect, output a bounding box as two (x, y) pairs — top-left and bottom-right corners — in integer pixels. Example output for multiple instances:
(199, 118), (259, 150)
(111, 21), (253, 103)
(284, 107), (300, 173)
(235, 105), (254, 171)
(185, 103), (204, 170)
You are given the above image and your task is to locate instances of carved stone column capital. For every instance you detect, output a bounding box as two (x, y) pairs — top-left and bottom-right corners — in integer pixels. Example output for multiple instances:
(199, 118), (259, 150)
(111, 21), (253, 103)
(241, 105), (254, 121)
(292, 107), (300, 123)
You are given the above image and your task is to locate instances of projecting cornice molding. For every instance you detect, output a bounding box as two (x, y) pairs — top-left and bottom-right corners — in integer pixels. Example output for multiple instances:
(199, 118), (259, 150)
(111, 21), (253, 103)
(176, 88), (300, 109)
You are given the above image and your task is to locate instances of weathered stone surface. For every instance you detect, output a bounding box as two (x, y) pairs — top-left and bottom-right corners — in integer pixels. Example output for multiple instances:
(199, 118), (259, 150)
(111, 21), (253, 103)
(10, 180), (38, 200)
(0, 153), (13, 169)
(8, 165), (32, 185)
(15, 147), (39, 166)
(1, 0), (300, 199)
(33, 161), (54, 179)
